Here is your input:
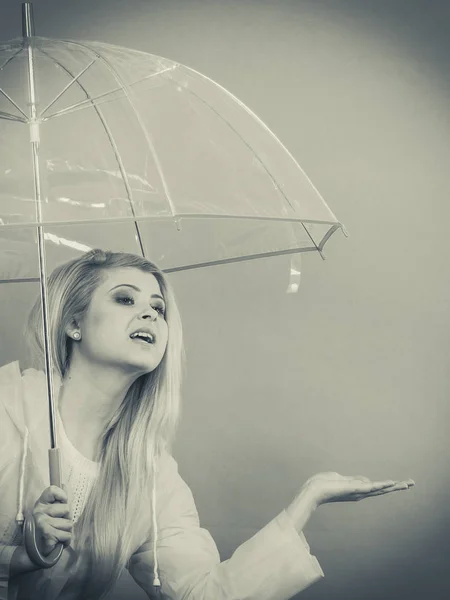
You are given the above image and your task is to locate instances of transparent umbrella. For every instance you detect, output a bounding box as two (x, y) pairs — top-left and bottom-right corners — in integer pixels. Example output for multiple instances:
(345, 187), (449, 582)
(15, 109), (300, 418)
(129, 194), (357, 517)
(0, 2), (345, 570)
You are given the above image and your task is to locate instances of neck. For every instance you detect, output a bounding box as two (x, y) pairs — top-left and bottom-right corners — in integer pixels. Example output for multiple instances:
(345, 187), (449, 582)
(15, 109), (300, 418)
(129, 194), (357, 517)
(58, 355), (140, 461)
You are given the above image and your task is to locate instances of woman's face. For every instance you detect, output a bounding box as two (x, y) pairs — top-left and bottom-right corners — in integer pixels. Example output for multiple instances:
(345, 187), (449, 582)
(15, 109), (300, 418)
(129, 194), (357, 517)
(73, 267), (169, 375)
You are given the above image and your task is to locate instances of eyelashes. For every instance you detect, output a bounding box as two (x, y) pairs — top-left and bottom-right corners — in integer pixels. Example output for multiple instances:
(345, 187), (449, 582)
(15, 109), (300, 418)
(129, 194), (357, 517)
(115, 295), (134, 306)
(154, 305), (166, 316)
(114, 295), (166, 316)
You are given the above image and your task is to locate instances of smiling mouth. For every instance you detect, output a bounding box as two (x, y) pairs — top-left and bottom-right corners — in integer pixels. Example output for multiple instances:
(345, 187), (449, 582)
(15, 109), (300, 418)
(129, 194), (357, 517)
(130, 332), (155, 344)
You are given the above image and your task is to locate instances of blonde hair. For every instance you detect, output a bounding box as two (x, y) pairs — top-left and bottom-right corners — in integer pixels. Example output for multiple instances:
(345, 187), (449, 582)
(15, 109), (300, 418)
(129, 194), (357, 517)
(27, 249), (184, 598)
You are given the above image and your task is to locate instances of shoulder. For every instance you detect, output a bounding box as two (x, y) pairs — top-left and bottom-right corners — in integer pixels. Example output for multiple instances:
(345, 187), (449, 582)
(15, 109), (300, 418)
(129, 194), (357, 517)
(0, 361), (46, 392)
(156, 448), (181, 488)
(155, 449), (200, 523)
(0, 360), (21, 386)
(20, 366), (48, 401)
(0, 362), (27, 467)
(0, 361), (48, 432)
(0, 361), (24, 427)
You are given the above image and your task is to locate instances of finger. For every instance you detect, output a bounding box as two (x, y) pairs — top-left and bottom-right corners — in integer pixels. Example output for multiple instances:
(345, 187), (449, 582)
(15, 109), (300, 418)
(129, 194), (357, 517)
(34, 503), (70, 519)
(44, 503), (71, 518)
(388, 480), (414, 489)
(45, 525), (72, 545)
(352, 480), (396, 493)
(41, 535), (71, 552)
(39, 485), (68, 505)
(386, 481), (412, 491)
(343, 476), (397, 488)
(367, 479), (415, 489)
(41, 541), (58, 556)
(47, 517), (73, 532)
(363, 479), (415, 494)
(341, 475), (388, 483)
(361, 483), (412, 497)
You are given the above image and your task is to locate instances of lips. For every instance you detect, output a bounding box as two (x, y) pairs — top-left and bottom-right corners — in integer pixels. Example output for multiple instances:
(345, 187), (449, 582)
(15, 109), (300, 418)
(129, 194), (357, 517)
(130, 329), (156, 344)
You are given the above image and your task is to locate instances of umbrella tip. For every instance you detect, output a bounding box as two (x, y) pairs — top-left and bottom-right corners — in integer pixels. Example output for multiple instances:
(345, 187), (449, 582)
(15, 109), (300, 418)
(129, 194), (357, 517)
(22, 2), (35, 39)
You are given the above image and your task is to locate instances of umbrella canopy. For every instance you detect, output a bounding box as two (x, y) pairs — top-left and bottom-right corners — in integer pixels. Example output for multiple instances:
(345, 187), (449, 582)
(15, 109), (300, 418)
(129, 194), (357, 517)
(0, 33), (345, 281)
(0, 2), (346, 570)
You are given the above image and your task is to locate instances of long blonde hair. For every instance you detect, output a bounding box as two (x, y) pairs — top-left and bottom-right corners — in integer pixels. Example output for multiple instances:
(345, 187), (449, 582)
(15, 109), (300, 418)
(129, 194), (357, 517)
(27, 249), (184, 597)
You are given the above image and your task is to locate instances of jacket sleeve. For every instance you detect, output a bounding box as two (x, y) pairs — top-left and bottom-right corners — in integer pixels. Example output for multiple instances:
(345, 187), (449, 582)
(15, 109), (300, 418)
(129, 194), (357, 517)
(0, 546), (20, 600)
(128, 455), (324, 600)
(0, 362), (25, 600)
(0, 362), (23, 472)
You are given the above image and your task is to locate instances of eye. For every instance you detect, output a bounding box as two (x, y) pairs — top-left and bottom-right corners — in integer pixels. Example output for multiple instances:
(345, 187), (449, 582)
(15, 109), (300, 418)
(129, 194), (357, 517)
(153, 304), (166, 317)
(115, 295), (135, 306)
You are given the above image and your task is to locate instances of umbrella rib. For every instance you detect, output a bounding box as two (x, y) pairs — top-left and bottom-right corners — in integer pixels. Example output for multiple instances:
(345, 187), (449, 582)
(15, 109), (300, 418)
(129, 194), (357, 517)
(37, 56), (97, 119)
(0, 46), (23, 72)
(167, 76), (297, 214)
(41, 66), (176, 121)
(187, 65), (339, 223)
(0, 86), (28, 119)
(0, 278), (40, 284)
(0, 245), (315, 285)
(67, 40), (178, 221)
(36, 48), (146, 256)
(169, 67), (342, 254)
(0, 110), (27, 123)
(163, 75), (324, 254)
(317, 223), (342, 252)
(0, 214), (341, 229)
(43, 84), (127, 120)
(0, 226), (342, 283)
(164, 246), (314, 273)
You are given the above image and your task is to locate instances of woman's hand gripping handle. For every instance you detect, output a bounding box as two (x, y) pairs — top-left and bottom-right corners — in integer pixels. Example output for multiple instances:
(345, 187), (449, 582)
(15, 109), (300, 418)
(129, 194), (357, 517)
(23, 448), (69, 568)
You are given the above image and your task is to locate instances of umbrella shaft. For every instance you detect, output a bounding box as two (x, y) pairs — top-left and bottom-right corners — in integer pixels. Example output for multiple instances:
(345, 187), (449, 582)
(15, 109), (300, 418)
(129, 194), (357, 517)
(22, 3), (35, 39)
(23, 2), (59, 452)
(37, 222), (58, 450)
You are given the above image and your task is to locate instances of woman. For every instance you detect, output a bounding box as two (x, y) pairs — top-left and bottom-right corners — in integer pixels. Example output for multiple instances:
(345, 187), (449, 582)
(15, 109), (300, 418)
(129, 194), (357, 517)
(0, 249), (414, 600)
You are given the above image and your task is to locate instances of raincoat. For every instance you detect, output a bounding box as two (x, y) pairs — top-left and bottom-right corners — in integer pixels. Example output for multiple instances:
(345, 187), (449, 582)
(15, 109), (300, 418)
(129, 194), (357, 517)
(0, 361), (324, 600)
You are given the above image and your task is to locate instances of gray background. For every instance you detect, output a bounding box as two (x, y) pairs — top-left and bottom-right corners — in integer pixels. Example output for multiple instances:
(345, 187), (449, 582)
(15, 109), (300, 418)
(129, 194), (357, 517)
(1, 1), (449, 599)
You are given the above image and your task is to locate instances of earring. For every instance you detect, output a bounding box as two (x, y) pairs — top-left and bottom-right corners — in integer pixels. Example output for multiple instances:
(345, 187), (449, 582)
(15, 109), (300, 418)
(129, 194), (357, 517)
(73, 331), (81, 340)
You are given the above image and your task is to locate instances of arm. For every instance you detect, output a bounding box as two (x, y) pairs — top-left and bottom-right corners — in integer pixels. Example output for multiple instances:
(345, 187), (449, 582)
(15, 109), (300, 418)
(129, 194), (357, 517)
(0, 487), (73, 600)
(0, 363), (75, 600)
(128, 455), (323, 600)
(0, 545), (40, 600)
(0, 543), (40, 600)
(9, 546), (40, 578)
(0, 363), (41, 600)
(0, 545), (18, 600)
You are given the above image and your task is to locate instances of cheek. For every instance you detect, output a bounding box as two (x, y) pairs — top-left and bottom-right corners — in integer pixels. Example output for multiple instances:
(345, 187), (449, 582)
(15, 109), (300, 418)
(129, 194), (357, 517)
(161, 323), (169, 351)
(85, 311), (115, 342)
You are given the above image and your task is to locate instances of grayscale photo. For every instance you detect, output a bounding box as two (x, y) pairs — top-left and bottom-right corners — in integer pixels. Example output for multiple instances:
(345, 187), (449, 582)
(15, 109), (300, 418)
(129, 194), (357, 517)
(0, 1), (447, 599)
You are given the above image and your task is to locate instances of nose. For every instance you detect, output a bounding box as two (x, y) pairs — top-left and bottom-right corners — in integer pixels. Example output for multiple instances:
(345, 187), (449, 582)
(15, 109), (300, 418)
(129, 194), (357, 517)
(140, 307), (158, 322)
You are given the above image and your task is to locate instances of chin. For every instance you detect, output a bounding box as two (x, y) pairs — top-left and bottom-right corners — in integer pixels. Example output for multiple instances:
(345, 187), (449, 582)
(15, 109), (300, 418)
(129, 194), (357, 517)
(125, 358), (162, 375)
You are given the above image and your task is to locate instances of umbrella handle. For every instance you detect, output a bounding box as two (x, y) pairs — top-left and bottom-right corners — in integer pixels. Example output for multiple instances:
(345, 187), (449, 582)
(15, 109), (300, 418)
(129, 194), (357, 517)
(23, 516), (64, 568)
(23, 449), (64, 568)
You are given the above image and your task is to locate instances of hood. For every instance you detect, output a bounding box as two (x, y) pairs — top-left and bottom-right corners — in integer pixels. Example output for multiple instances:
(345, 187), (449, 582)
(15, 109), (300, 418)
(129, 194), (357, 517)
(0, 361), (58, 488)
(0, 361), (162, 591)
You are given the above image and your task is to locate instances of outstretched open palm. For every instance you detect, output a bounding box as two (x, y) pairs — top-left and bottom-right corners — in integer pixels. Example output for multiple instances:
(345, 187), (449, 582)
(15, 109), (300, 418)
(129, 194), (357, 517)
(306, 472), (415, 506)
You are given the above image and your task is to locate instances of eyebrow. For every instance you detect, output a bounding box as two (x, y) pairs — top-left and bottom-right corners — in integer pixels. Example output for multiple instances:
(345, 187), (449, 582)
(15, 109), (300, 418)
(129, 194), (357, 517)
(109, 284), (165, 303)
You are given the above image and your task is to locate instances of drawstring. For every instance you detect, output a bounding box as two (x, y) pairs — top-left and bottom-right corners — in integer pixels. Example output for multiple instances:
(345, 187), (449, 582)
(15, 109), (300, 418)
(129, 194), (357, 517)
(13, 424), (162, 592)
(152, 455), (161, 590)
(15, 427), (29, 527)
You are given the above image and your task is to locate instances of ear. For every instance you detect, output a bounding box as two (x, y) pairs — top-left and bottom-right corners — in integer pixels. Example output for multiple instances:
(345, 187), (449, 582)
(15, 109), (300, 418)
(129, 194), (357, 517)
(65, 318), (81, 338)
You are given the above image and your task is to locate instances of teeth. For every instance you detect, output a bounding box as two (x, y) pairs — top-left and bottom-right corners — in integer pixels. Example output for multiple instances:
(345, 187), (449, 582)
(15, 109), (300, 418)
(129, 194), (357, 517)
(130, 332), (154, 343)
